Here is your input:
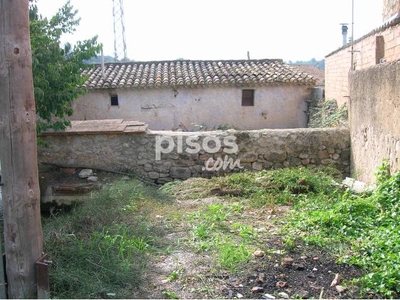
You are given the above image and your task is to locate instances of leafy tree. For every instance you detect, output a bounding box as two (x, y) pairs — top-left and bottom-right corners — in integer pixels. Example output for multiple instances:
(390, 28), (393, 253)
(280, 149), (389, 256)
(29, 1), (101, 132)
(286, 58), (325, 70)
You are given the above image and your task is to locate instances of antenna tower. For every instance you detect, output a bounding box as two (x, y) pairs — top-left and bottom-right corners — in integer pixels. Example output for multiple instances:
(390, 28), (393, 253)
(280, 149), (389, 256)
(112, 0), (127, 62)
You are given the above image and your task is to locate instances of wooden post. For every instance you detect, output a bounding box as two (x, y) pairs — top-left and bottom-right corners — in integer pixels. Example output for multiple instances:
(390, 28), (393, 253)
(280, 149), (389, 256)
(0, 0), (44, 298)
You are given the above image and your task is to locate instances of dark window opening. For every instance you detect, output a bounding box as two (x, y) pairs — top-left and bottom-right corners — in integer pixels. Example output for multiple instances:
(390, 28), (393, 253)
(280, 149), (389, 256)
(110, 95), (119, 106)
(242, 89), (254, 106)
(375, 36), (385, 64)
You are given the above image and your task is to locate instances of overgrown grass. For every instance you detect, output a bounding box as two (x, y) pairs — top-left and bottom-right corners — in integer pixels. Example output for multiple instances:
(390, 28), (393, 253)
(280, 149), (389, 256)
(308, 99), (348, 128)
(45, 164), (400, 298)
(171, 165), (400, 297)
(195, 166), (341, 207)
(283, 163), (400, 298)
(43, 179), (171, 299)
(186, 201), (255, 271)
(168, 167), (344, 272)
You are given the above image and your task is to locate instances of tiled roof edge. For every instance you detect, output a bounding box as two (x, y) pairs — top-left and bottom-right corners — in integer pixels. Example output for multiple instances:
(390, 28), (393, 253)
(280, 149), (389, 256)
(85, 81), (316, 92)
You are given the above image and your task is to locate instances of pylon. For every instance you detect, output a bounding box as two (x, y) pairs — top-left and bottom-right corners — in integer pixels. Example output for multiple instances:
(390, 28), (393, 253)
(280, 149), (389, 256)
(112, 0), (127, 62)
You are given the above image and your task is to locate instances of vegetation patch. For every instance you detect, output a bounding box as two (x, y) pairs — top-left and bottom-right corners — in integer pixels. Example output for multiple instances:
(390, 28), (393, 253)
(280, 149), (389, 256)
(43, 180), (172, 298)
(308, 99), (348, 128)
(44, 164), (399, 298)
(283, 162), (400, 298)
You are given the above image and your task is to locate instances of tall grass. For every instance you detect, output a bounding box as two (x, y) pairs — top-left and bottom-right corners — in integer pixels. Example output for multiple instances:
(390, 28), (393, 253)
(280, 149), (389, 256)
(43, 179), (171, 298)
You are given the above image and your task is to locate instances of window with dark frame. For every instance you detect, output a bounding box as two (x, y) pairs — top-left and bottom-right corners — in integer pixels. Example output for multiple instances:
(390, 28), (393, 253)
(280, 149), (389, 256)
(110, 94), (119, 106)
(242, 89), (254, 106)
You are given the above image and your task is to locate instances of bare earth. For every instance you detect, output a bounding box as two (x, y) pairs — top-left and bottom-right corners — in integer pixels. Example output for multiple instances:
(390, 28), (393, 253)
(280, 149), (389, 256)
(42, 168), (363, 299)
(133, 179), (363, 299)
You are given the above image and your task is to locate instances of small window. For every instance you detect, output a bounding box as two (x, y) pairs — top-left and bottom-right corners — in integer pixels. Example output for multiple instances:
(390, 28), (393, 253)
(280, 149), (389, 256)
(375, 36), (385, 64)
(242, 89), (254, 106)
(110, 94), (119, 106)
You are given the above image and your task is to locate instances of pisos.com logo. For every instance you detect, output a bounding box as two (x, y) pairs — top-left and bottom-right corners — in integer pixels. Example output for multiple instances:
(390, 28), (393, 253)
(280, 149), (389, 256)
(155, 135), (243, 171)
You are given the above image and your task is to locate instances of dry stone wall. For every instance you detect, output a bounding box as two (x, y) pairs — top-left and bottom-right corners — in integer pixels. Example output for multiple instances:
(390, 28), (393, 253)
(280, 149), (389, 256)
(39, 128), (350, 184)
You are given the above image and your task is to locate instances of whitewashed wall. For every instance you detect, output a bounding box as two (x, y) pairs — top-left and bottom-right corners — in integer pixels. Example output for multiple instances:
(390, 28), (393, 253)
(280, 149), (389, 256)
(71, 85), (312, 130)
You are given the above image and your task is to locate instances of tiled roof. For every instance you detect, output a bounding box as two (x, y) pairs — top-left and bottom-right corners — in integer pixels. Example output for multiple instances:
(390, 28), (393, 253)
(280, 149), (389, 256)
(82, 59), (316, 90)
(292, 65), (325, 86)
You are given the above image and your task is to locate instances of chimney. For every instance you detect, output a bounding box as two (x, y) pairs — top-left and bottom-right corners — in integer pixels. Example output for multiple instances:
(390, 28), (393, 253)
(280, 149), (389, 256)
(341, 24), (349, 46)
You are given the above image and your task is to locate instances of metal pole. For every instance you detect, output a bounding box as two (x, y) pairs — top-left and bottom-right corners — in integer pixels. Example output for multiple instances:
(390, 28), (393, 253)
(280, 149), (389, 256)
(351, 0), (355, 70)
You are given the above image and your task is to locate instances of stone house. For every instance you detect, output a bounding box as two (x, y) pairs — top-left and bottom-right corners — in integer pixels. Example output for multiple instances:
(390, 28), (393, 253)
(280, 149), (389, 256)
(325, 0), (400, 107)
(71, 59), (316, 130)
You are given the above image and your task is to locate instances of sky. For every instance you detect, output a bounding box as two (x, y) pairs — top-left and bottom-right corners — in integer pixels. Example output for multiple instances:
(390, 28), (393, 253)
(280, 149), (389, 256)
(35, 0), (384, 62)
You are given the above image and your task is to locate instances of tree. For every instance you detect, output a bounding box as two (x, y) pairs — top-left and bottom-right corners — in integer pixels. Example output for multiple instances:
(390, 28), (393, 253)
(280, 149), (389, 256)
(29, 1), (101, 132)
(0, 0), (43, 297)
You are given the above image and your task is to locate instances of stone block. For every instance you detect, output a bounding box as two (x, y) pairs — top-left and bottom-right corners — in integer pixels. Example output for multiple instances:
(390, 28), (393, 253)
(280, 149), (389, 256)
(78, 169), (93, 179)
(144, 164), (153, 172)
(148, 172), (160, 179)
(175, 159), (196, 167)
(239, 152), (258, 163)
(264, 151), (287, 162)
(340, 150), (350, 160)
(170, 167), (191, 179)
(318, 150), (329, 159)
(252, 162), (264, 171)
(298, 153), (309, 159)
(321, 159), (335, 165)
(157, 177), (173, 184)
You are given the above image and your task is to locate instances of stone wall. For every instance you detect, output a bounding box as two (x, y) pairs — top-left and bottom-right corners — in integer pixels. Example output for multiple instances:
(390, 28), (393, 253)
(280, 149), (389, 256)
(349, 60), (400, 184)
(325, 17), (400, 108)
(39, 128), (350, 184)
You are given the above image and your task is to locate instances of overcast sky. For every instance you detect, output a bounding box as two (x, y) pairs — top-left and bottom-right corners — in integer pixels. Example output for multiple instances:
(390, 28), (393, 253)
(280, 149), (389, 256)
(36, 0), (384, 62)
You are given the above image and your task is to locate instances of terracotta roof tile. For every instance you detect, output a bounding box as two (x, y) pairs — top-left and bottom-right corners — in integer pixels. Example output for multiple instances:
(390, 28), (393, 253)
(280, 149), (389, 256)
(83, 59), (316, 90)
(292, 65), (325, 86)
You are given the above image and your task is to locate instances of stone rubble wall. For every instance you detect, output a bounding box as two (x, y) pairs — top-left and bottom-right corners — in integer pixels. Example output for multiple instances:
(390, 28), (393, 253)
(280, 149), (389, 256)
(38, 128), (350, 184)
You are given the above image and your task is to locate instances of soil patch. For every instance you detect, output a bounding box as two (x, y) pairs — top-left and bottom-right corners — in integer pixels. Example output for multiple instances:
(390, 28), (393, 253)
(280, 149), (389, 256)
(43, 170), (364, 299)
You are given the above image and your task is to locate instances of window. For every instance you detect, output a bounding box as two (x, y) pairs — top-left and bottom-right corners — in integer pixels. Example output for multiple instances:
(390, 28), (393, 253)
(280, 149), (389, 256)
(375, 36), (385, 64)
(242, 89), (254, 106)
(110, 94), (119, 106)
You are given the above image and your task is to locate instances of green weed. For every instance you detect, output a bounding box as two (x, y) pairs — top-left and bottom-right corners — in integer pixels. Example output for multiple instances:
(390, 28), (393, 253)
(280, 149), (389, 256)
(43, 179), (171, 298)
(283, 163), (400, 298)
(219, 242), (252, 271)
(231, 222), (255, 239)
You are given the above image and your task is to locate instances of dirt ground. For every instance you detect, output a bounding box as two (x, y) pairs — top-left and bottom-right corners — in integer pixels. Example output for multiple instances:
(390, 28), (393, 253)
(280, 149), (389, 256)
(136, 199), (363, 299)
(41, 167), (364, 299)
